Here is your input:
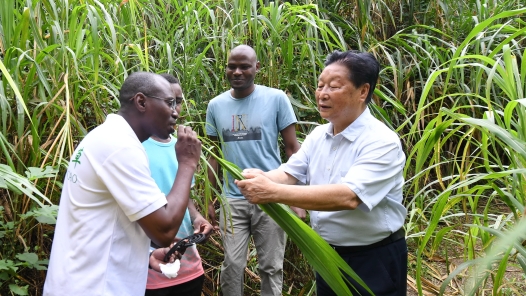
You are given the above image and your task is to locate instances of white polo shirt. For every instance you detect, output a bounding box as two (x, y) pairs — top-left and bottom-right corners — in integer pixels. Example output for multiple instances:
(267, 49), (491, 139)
(44, 114), (167, 296)
(280, 108), (406, 246)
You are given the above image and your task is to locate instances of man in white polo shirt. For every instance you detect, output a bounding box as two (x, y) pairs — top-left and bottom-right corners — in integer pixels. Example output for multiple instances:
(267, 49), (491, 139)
(44, 72), (201, 296)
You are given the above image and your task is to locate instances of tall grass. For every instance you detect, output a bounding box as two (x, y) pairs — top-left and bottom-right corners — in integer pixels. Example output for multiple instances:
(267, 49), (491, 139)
(379, 3), (526, 294)
(1, 0), (526, 295)
(0, 0), (343, 294)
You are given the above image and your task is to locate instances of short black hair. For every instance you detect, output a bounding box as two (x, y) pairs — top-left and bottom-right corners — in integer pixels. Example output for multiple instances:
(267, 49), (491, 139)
(324, 50), (380, 104)
(159, 73), (180, 85)
(119, 72), (160, 106)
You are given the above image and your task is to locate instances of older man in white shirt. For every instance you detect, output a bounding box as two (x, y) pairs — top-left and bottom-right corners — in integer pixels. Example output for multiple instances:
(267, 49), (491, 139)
(236, 50), (407, 296)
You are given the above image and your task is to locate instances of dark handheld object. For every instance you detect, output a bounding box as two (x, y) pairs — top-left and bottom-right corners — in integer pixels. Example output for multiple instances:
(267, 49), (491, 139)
(163, 233), (207, 262)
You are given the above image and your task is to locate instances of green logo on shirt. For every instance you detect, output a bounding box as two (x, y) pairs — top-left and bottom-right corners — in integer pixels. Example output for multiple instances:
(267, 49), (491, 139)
(72, 148), (84, 168)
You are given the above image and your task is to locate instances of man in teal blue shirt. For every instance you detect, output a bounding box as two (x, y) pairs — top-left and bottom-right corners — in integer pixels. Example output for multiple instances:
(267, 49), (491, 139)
(145, 74), (213, 296)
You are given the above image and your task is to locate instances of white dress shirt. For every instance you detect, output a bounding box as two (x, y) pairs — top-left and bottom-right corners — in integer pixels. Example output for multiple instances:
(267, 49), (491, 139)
(280, 107), (406, 246)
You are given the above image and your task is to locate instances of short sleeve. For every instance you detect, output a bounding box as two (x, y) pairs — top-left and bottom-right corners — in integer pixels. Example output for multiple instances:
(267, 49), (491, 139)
(205, 102), (218, 137)
(98, 146), (167, 221)
(342, 140), (403, 211)
(277, 92), (297, 131)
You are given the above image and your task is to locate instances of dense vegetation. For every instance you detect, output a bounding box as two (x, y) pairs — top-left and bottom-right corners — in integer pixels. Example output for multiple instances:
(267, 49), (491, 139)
(1, 0), (526, 295)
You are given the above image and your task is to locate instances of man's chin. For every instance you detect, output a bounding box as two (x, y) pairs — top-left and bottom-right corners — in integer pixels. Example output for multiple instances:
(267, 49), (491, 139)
(230, 82), (248, 89)
(152, 131), (172, 140)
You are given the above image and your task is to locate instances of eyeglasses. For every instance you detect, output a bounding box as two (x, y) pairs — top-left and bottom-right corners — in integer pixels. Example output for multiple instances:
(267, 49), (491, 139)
(145, 94), (178, 110)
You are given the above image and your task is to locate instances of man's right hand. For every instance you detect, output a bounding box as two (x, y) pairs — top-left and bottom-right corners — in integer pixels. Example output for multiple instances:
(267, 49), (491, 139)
(150, 247), (176, 273)
(175, 125), (201, 169)
(207, 202), (220, 231)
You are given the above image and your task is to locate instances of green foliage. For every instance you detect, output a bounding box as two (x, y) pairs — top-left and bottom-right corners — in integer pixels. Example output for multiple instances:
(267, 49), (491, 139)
(0, 203), (54, 295)
(2, 0), (526, 294)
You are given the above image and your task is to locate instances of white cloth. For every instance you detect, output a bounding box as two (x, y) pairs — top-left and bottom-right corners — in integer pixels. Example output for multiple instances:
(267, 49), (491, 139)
(43, 114), (167, 296)
(159, 260), (181, 279)
(281, 107), (407, 246)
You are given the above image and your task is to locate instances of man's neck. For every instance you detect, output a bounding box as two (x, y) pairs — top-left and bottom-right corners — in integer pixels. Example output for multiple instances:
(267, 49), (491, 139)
(117, 109), (149, 142)
(231, 84), (256, 99)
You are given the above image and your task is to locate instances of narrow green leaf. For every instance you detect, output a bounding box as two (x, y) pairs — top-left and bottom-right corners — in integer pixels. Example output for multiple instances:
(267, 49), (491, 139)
(204, 146), (373, 295)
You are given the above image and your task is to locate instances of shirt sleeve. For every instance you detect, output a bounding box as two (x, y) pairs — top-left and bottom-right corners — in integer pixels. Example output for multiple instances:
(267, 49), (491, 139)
(98, 146), (167, 221)
(205, 102), (218, 137)
(342, 139), (404, 212)
(277, 92), (297, 131)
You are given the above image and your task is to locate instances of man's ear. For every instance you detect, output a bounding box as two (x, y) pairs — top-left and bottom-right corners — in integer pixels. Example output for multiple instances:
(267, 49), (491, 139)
(255, 61), (261, 72)
(359, 83), (370, 101)
(134, 93), (147, 112)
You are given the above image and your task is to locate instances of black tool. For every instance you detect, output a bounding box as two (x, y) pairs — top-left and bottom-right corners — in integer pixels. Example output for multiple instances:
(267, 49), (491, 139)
(163, 233), (207, 262)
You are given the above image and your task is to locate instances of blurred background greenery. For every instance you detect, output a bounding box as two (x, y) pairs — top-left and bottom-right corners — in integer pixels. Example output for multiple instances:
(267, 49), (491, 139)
(1, 0), (526, 295)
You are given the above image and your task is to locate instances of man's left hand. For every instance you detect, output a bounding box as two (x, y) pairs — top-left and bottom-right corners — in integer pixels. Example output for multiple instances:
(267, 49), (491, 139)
(193, 216), (214, 240)
(290, 206), (306, 220)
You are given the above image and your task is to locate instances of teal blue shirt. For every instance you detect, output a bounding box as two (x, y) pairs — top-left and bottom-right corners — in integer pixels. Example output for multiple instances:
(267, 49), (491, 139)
(142, 137), (194, 238)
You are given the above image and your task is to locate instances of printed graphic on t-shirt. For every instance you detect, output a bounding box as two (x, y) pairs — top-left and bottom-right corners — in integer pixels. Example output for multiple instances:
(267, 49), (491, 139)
(222, 114), (261, 142)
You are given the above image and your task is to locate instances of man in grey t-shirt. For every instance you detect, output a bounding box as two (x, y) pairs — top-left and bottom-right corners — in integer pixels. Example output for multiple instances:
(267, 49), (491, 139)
(206, 45), (303, 296)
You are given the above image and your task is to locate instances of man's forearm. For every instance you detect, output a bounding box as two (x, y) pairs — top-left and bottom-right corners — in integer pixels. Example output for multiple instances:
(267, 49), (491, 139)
(280, 124), (300, 159)
(188, 198), (200, 221)
(139, 163), (195, 247)
(207, 157), (219, 190)
(274, 183), (362, 211)
(164, 165), (195, 224)
(264, 169), (298, 185)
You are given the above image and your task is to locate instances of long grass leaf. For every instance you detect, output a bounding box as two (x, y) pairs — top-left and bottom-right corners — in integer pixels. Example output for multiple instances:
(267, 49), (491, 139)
(203, 145), (372, 295)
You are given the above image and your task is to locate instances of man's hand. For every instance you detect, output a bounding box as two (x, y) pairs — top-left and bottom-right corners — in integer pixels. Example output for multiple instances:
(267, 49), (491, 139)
(149, 247), (178, 273)
(207, 203), (220, 231)
(193, 215), (214, 240)
(235, 172), (276, 204)
(175, 125), (201, 169)
(240, 168), (265, 176)
(290, 206), (306, 220)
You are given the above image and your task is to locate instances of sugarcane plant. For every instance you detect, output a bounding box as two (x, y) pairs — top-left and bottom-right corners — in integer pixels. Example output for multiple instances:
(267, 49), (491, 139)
(202, 145), (373, 296)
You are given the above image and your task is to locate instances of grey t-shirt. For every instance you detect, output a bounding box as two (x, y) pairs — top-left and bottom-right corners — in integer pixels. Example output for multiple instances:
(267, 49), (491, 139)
(206, 85), (297, 198)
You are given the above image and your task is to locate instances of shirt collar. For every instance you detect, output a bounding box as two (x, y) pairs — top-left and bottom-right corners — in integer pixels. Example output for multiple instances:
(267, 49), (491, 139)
(229, 85), (258, 100)
(325, 107), (372, 142)
(107, 113), (140, 141)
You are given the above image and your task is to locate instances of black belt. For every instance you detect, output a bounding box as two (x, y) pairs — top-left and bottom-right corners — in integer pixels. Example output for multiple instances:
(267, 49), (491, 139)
(330, 228), (405, 254)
